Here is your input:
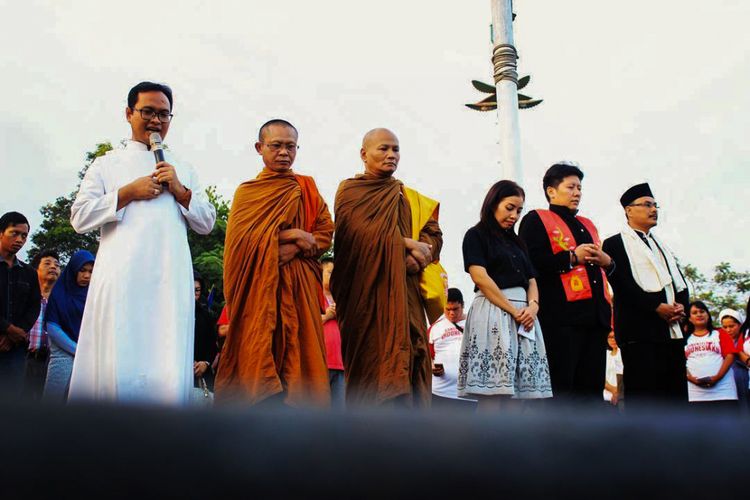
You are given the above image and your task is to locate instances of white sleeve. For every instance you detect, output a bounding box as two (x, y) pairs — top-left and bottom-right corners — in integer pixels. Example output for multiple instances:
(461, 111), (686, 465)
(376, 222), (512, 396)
(178, 166), (216, 235)
(70, 160), (124, 234)
(615, 351), (624, 375)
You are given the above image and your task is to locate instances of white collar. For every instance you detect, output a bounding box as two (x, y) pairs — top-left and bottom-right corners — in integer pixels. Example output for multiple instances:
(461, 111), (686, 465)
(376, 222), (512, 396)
(124, 139), (149, 151)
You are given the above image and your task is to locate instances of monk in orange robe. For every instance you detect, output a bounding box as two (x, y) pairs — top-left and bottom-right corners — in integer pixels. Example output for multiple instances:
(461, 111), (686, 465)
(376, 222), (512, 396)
(215, 120), (333, 407)
(331, 128), (442, 408)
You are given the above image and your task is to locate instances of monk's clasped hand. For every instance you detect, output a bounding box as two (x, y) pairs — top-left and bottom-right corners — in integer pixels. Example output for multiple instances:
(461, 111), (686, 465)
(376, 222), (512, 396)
(294, 231), (318, 257)
(405, 255), (421, 274)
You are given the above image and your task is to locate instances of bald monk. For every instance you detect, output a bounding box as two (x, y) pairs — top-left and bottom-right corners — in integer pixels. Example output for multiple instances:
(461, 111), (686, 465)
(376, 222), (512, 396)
(331, 128), (443, 408)
(215, 119), (333, 406)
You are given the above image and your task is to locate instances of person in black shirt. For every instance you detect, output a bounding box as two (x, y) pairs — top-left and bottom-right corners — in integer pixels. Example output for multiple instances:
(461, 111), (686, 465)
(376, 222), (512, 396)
(518, 163), (613, 404)
(0, 212), (42, 398)
(457, 180), (552, 411)
(193, 272), (217, 394)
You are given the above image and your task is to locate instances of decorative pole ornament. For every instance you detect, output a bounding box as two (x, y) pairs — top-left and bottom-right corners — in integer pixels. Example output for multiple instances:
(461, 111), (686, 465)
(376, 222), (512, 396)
(492, 43), (518, 86)
(490, 0), (522, 182)
(466, 3), (543, 182)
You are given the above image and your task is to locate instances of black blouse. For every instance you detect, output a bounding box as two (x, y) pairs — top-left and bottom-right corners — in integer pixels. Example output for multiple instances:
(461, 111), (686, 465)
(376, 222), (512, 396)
(463, 225), (537, 291)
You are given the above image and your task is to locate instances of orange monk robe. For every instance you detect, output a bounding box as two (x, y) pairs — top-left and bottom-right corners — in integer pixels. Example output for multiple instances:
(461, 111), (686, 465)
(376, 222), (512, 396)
(215, 169), (333, 407)
(331, 174), (442, 408)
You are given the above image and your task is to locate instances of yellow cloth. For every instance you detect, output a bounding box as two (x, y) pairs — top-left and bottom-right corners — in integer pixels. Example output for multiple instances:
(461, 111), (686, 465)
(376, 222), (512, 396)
(403, 187), (448, 324)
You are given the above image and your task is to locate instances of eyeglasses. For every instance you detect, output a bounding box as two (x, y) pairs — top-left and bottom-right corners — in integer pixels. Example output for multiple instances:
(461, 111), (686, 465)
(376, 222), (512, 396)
(194, 288), (201, 293)
(628, 202), (659, 209)
(262, 142), (299, 152)
(132, 107), (174, 123)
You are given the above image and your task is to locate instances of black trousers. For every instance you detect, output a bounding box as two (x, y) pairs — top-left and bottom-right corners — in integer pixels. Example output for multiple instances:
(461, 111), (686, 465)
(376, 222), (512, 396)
(24, 350), (49, 400)
(0, 346), (27, 399)
(542, 324), (609, 402)
(620, 340), (687, 408)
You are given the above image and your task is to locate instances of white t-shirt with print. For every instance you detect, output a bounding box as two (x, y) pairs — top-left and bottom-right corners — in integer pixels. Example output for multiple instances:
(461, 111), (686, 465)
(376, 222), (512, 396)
(429, 316), (465, 399)
(603, 349), (623, 402)
(685, 330), (738, 402)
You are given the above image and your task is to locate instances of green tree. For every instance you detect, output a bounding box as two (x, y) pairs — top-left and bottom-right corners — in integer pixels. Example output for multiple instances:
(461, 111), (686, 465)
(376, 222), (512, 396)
(189, 186), (230, 309)
(28, 142), (113, 262)
(681, 262), (749, 317)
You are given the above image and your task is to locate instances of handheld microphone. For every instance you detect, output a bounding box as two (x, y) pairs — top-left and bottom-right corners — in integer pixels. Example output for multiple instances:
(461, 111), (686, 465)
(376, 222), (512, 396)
(149, 132), (168, 190)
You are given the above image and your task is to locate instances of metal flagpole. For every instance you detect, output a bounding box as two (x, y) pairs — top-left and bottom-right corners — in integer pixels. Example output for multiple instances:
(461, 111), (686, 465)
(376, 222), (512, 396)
(490, 0), (522, 182)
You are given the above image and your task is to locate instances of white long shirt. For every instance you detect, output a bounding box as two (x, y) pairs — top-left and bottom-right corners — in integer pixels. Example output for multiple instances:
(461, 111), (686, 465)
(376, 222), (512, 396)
(68, 140), (216, 405)
(429, 315), (466, 399)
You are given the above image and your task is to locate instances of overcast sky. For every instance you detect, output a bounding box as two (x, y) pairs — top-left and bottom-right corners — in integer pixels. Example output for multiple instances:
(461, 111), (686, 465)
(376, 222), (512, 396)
(1, 0), (747, 296)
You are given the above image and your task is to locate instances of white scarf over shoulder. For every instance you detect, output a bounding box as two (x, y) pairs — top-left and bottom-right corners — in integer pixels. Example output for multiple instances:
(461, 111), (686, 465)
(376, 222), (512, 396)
(620, 223), (687, 339)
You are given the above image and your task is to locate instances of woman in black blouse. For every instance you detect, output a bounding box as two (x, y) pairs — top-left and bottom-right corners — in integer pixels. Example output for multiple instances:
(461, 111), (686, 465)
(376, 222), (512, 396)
(457, 180), (552, 411)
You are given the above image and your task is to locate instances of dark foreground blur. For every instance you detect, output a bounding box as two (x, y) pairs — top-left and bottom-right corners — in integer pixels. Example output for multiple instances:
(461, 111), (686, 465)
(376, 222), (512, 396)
(0, 396), (744, 499)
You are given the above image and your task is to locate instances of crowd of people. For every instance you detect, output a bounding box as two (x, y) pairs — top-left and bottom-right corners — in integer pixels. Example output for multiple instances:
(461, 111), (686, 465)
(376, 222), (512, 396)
(1, 80), (748, 413)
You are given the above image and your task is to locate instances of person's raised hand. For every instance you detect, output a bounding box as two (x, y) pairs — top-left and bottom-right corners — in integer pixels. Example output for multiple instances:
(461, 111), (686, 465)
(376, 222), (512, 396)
(153, 161), (184, 195)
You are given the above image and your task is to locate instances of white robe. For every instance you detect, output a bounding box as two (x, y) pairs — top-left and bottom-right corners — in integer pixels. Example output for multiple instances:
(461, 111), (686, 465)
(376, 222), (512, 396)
(68, 140), (216, 405)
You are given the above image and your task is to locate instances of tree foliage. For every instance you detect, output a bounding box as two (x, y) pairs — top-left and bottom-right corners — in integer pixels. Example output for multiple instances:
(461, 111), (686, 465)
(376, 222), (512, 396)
(681, 262), (750, 316)
(189, 186), (229, 309)
(28, 142), (113, 262)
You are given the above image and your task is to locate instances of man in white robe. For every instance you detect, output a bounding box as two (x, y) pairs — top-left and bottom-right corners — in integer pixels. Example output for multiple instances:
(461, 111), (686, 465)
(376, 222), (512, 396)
(69, 81), (216, 405)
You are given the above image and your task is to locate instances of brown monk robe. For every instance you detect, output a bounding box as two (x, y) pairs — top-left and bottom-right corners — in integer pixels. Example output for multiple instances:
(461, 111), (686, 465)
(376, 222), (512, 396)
(331, 128), (442, 408)
(215, 120), (333, 406)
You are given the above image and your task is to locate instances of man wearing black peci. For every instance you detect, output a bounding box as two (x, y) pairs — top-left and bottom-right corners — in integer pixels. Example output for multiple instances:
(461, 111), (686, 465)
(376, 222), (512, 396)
(602, 183), (689, 406)
(519, 163), (613, 404)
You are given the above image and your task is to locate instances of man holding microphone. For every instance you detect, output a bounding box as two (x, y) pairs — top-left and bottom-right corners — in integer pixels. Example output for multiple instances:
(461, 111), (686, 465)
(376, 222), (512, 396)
(69, 81), (216, 405)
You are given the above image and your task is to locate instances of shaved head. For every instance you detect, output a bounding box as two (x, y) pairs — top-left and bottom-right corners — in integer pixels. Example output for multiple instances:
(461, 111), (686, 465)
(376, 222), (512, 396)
(362, 128), (398, 148)
(360, 128), (400, 178)
(259, 119), (298, 141)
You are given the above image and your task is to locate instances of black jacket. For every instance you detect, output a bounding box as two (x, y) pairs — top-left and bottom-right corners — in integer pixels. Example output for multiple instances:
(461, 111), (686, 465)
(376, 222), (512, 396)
(602, 233), (689, 344)
(518, 205), (611, 330)
(1, 258), (41, 334)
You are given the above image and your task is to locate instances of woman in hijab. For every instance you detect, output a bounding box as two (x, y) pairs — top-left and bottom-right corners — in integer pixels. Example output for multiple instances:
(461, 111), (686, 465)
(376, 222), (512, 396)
(43, 250), (95, 401)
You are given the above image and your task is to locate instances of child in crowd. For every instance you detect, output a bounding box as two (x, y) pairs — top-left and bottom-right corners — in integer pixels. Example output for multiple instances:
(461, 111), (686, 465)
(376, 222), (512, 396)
(603, 331), (624, 408)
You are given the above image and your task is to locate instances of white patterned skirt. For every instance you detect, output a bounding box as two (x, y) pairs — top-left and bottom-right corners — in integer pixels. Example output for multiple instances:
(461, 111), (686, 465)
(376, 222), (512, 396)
(457, 287), (552, 399)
